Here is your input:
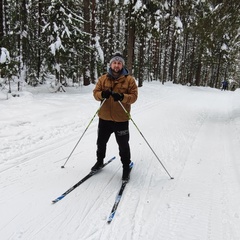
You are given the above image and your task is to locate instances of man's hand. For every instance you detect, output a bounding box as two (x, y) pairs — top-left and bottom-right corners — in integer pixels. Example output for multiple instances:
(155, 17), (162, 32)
(111, 92), (124, 101)
(101, 90), (112, 99)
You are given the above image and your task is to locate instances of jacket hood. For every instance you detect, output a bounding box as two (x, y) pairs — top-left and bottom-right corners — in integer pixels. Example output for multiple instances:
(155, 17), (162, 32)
(107, 67), (129, 80)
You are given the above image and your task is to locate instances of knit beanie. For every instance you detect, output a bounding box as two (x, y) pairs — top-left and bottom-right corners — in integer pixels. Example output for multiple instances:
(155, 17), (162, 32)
(109, 52), (125, 66)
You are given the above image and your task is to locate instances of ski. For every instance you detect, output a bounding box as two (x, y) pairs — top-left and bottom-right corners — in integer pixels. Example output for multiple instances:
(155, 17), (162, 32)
(52, 156), (116, 204)
(107, 162), (134, 224)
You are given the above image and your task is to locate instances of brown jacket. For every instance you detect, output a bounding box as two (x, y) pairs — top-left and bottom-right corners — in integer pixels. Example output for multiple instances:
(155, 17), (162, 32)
(93, 71), (138, 122)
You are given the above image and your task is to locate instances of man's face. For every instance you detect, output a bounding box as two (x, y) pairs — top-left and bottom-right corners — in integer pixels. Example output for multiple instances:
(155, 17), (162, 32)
(110, 61), (123, 73)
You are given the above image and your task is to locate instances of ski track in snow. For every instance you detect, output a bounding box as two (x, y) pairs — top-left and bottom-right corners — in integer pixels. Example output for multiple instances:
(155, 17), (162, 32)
(1, 82), (240, 240)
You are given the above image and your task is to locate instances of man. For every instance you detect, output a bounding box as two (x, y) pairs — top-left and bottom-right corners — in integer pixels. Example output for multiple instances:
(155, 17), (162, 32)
(92, 52), (138, 181)
(221, 79), (228, 91)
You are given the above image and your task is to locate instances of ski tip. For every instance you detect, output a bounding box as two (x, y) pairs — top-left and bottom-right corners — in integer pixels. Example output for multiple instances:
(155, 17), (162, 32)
(107, 212), (115, 223)
(52, 197), (61, 203)
(107, 156), (116, 162)
(52, 195), (64, 204)
(129, 161), (134, 168)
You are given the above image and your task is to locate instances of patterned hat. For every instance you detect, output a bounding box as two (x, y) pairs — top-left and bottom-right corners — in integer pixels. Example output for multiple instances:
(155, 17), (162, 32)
(109, 52), (125, 65)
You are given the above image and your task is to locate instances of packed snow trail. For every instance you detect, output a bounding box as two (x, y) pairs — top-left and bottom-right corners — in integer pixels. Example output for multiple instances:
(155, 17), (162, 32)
(0, 82), (240, 240)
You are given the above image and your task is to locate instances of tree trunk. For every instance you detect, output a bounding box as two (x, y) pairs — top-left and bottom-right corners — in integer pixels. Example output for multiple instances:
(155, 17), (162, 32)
(37, 0), (43, 81)
(90, 0), (96, 83)
(138, 36), (145, 87)
(0, 0), (3, 42)
(125, 0), (136, 75)
(83, 0), (90, 86)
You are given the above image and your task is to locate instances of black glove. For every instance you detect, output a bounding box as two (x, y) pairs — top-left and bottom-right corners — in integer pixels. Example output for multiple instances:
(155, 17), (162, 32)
(111, 92), (124, 101)
(101, 90), (112, 99)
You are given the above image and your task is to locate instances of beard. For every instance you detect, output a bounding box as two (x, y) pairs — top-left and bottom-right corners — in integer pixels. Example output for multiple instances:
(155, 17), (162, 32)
(112, 67), (122, 73)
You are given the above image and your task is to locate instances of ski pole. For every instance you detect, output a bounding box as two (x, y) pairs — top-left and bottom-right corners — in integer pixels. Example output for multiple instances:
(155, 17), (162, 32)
(61, 99), (106, 168)
(118, 101), (174, 179)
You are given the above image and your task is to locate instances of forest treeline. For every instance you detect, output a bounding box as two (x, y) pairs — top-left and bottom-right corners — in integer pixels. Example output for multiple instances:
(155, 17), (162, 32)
(0, 0), (239, 89)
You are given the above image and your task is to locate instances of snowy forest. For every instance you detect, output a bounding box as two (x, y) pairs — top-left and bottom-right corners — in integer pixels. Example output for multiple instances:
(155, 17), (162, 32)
(0, 0), (239, 90)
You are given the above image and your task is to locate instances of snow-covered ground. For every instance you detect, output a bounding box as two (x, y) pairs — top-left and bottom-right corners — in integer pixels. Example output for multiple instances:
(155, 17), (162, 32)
(1, 81), (240, 240)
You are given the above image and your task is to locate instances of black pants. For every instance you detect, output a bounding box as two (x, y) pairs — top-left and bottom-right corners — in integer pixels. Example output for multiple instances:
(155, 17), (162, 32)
(97, 119), (131, 168)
